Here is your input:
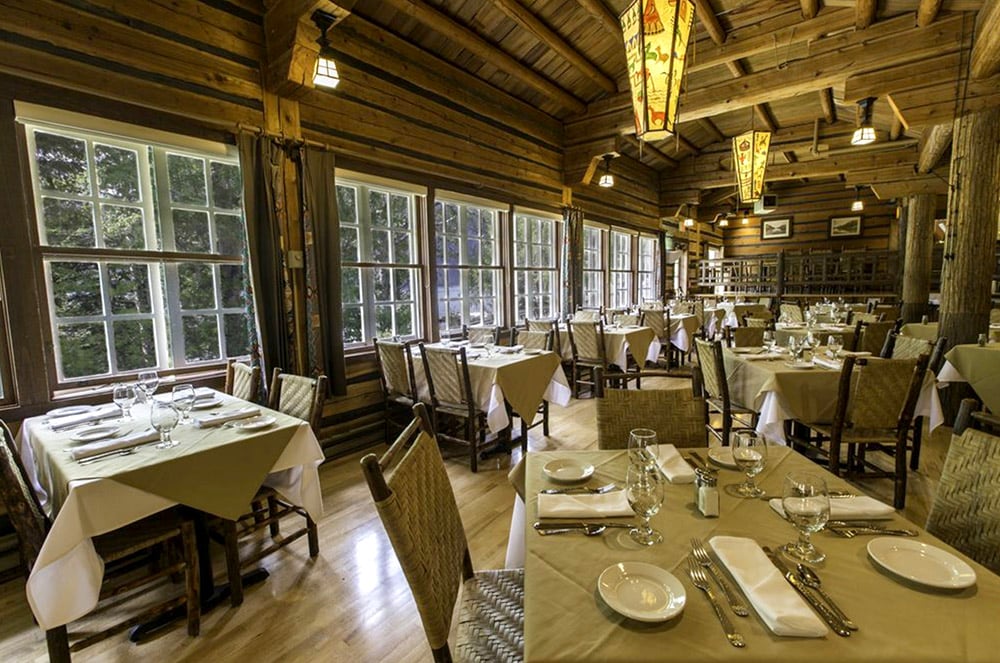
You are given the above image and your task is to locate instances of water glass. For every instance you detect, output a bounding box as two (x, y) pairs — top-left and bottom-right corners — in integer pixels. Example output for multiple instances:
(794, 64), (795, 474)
(172, 383), (196, 423)
(763, 330), (775, 352)
(732, 431), (767, 497)
(137, 370), (160, 402)
(112, 383), (137, 420)
(627, 428), (658, 468)
(626, 462), (664, 546)
(780, 472), (831, 564)
(826, 334), (843, 358)
(484, 341), (496, 357)
(787, 336), (799, 358)
(150, 401), (181, 449)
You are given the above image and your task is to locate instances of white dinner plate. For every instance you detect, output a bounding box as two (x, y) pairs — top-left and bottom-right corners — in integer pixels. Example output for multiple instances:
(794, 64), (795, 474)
(543, 459), (595, 483)
(707, 447), (739, 469)
(70, 425), (120, 442)
(47, 405), (95, 418)
(192, 397), (223, 409)
(732, 347), (763, 354)
(867, 538), (976, 589)
(598, 562), (686, 622)
(231, 415), (277, 431)
(784, 361), (815, 369)
(523, 348), (542, 355)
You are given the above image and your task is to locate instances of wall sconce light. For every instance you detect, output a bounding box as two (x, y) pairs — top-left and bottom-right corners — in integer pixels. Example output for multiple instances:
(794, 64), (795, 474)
(741, 211), (749, 225)
(851, 97), (877, 146)
(598, 154), (615, 188)
(313, 57), (341, 89)
(851, 186), (865, 212)
(718, 216), (729, 227)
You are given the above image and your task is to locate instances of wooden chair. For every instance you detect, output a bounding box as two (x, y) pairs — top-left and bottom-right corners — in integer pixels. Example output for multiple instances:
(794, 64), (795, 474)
(779, 303), (803, 322)
(464, 325), (499, 345)
(855, 319), (899, 356)
(572, 307), (602, 322)
(511, 329), (552, 442)
(905, 335), (948, 470)
(373, 337), (419, 440)
(744, 314), (772, 328)
(0, 421), (199, 662)
(889, 333), (932, 360)
(420, 343), (491, 472)
(726, 326), (766, 348)
(612, 312), (641, 326)
(526, 319), (558, 356)
(224, 359), (260, 403)
(693, 338), (757, 445)
(361, 405), (523, 663)
(640, 308), (669, 364)
(594, 369), (706, 449)
(566, 320), (608, 398)
(788, 355), (929, 508)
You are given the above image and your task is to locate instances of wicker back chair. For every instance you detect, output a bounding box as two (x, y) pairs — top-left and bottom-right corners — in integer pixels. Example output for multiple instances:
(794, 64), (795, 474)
(464, 325), (499, 345)
(373, 338), (419, 440)
(566, 320), (607, 398)
(268, 368), (327, 432)
(889, 333), (933, 360)
(572, 307), (602, 322)
(744, 314), (772, 328)
(726, 326), (766, 347)
(0, 421), (200, 660)
(420, 344), (491, 472)
(693, 338), (757, 445)
(640, 308), (667, 343)
(225, 360), (260, 403)
(595, 370), (706, 449)
(514, 329), (551, 351)
(613, 313), (641, 326)
(361, 405), (523, 663)
(858, 320), (900, 357)
(779, 303), (803, 323)
(852, 312), (880, 324)
(525, 319), (555, 332)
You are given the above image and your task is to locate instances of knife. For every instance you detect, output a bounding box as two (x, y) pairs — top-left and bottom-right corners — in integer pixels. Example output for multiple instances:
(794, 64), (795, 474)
(533, 521), (635, 531)
(762, 546), (852, 637)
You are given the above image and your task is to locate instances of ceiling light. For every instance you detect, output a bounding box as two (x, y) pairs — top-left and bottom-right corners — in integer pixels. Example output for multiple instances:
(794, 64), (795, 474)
(598, 154), (615, 188)
(733, 129), (771, 205)
(938, 222), (947, 233)
(684, 217), (695, 227)
(851, 186), (865, 212)
(718, 217), (729, 227)
(851, 97), (877, 145)
(313, 57), (340, 89)
(741, 212), (749, 225)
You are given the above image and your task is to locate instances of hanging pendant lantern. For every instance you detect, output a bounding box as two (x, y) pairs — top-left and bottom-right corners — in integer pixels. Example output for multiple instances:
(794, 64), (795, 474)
(732, 129), (771, 204)
(620, 0), (694, 141)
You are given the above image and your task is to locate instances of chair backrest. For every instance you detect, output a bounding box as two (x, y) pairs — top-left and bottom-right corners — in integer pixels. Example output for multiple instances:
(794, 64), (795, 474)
(464, 325), (498, 344)
(0, 421), (49, 573)
(373, 338), (416, 401)
(595, 371), (706, 449)
(744, 317), (769, 329)
(515, 329), (551, 351)
(758, 297), (772, 308)
(925, 426), (1000, 575)
(573, 308), (602, 322)
(613, 313), (641, 326)
(642, 300), (664, 310)
(835, 356), (927, 434)
(694, 338), (729, 405)
(525, 319), (555, 333)
(928, 336), (948, 374)
(853, 312), (879, 324)
(727, 326), (765, 347)
(991, 308), (1000, 325)
(567, 320), (605, 364)
(858, 320), (897, 355)
(640, 309), (666, 341)
(779, 303), (803, 322)
(890, 333), (933, 360)
(420, 344), (474, 409)
(225, 360), (261, 403)
(360, 406), (470, 656)
(268, 369), (327, 432)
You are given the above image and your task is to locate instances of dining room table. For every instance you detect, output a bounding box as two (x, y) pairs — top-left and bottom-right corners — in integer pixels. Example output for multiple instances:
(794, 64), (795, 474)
(900, 322), (1000, 343)
(937, 342), (1000, 413)
(16, 389), (325, 633)
(557, 324), (660, 370)
(774, 323), (857, 351)
(523, 446), (1000, 662)
(668, 313), (702, 353)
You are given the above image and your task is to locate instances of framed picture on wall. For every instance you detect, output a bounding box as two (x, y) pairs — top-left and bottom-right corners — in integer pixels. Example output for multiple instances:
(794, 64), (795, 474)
(830, 215), (862, 237)
(761, 217), (792, 240)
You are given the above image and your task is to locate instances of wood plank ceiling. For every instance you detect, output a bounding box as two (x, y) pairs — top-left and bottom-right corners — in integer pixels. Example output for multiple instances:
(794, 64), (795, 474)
(342, 0), (994, 211)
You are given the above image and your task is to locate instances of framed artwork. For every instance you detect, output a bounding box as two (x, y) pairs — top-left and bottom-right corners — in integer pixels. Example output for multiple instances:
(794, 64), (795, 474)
(760, 217), (792, 240)
(830, 215), (862, 237)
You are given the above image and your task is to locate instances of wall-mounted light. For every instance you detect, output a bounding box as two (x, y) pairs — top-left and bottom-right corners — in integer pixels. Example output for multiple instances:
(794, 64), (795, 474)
(741, 211), (749, 225)
(851, 186), (865, 212)
(313, 57), (341, 89)
(851, 97), (877, 146)
(684, 216), (695, 227)
(598, 154), (615, 188)
(718, 217), (729, 227)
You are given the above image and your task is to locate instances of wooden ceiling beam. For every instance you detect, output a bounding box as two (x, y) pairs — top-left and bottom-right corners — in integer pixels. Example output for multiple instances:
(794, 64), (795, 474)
(801, 0), (820, 18)
(971, 0), (1000, 78)
(726, 60), (778, 133)
(697, 117), (726, 144)
(917, 123), (954, 172)
(917, 0), (944, 25)
(819, 88), (838, 123)
(871, 178), (949, 199)
(844, 51), (963, 102)
(890, 117), (905, 140)
(824, 0), (981, 10)
(620, 134), (679, 168)
(575, 0), (622, 39)
(857, 0), (878, 28)
(694, 0), (727, 45)
(489, 0), (616, 94)
(377, 0), (586, 114)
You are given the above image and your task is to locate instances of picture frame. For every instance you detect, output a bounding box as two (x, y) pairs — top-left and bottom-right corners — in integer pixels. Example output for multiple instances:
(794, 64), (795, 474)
(829, 215), (862, 237)
(760, 217), (792, 240)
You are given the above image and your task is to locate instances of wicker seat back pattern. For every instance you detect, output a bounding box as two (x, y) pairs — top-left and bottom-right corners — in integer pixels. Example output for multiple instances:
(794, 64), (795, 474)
(891, 334), (933, 360)
(744, 317), (769, 328)
(569, 321), (602, 362)
(694, 337), (723, 401)
(853, 312), (879, 324)
(375, 340), (414, 399)
(926, 428), (1000, 575)
(780, 303), (804, 322)
(573, 309), (601, 322)
(846, 358), (920, 431)
(526, 319), (555, 333)
(613, 313), (641, 326)
(640, 309), (666, 341)
(730, 327), (766, 347)
(596, 386), (705, 449)
(517, 330), (550, 351)
(274, 374), (321, 423)
(991, 309), (1000, 325)
(228, 362), (260, 402)
(858, 321), (896, 355)
(423, 347), (470, 408)
(467, 326), (498, 344)
(0, 421), (48, 571)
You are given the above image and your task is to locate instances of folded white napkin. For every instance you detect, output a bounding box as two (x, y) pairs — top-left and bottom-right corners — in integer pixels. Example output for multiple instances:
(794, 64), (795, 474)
(709, 536), (827, 637)
(743, 353), (785, 361)
(68, 428), (160, 460)
(498, 345), (524, 354)
(812, 356), (841, 370)
(155, 387), (217, 404)
(652, 444), (695, 484)
(193, 406), (261, 428)
(839, 351), (872, 358)
(536, 491), (632, 519)
(768, 496), (895, 520)
(49, 405), (121, 431)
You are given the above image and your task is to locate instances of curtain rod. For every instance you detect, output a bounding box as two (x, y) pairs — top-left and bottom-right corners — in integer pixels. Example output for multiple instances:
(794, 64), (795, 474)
(235, 122), (338, 153)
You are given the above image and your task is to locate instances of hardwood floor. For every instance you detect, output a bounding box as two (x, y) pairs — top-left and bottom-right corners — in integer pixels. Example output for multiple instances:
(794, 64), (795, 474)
(0, 380), (951, 662)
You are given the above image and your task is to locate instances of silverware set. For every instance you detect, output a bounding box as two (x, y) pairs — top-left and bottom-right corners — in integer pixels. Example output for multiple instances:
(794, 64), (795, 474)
(533, 521), (636, 536)
(686, 560), (746, 648)
(686, 538), (748, 647)
(763, 546), (855, 636)
(539, 483), (617, 495)
(76, 447), (140, 465)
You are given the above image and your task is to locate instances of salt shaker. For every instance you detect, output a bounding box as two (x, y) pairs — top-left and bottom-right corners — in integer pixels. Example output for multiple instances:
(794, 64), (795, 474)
(694, 468), (720, 518)
(978, 333), (988, 347)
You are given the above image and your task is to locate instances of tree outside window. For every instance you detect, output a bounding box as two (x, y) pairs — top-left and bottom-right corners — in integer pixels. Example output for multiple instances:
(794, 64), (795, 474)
(513, 212), (558, 323)
(582, 226), (604, 309)
(435, 199), (502, 335)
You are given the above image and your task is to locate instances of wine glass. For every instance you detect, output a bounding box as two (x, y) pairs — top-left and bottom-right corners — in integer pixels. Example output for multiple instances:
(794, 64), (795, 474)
(780, 471), (831, 564)
(763, 330), (775, 352)
(731, 431), (767, 497)
(172, 383), (196, 423)
(626, 462), (664, 546)
(137, 370), (160, 402)
(826, 334), (843, 359)
(150, 400), (180, 449)
(484, 340), (496, 357)
(112, 383), (137, 420)
(627, 428), (658, 468)
(787, 335), (799, 358)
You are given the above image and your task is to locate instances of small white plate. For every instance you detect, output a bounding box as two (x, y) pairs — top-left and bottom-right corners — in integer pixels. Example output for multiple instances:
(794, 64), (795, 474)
(784, 361), (815, 369)
(543, 459), (595, 483)
(71, 425), (120, 442)
(707, 447), (739, 469)
(231, 415), (277, 431)
(598, 562), (686, 622)
(523, 348), (542, 355)
(867, 538), (976, 589)
(732, 347), (763, 354)
(48, 405), (95, 418)
(192, 397), (223, 410)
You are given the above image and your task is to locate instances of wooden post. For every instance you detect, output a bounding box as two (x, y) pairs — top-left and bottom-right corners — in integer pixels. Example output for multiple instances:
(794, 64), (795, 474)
(775, 251), (785, 303)
(901, 194), (936, 323)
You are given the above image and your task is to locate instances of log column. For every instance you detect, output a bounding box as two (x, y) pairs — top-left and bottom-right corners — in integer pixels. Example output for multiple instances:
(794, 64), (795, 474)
(901, 194), (936, 323)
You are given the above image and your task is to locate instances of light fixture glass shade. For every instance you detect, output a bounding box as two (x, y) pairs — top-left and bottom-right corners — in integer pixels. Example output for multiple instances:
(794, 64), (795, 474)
(851, 198), (864, 212)
(851, 126), (876, 145)
(621, 0), (694, 141)
(598, 173), (615, 188)
(684, 217), (695, 227)
(733, 130), (771, 205)
(718, 217), (729, 227)
(313, 57), (340, 89)
(741, 213), (749, 225)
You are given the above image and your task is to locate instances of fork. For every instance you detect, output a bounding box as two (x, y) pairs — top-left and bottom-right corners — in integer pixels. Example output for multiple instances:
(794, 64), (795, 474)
(539, 483), (617, 495)
(691, 538), (749, 616)
(687, 560), (746, 648)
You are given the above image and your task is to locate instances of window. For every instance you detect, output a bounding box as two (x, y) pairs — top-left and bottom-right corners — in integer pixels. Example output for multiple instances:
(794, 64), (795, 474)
(435, 199), (502, 334)
(513, 212), (558, 323)
(24, 123), (251, 383)
(582, 226), (604, 308)
(609, 230), (633, 309)
(638, 235), (659, 303)
(337, 181), (421, 346)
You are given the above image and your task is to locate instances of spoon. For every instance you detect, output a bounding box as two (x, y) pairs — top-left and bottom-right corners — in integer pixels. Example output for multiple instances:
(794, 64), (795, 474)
(796, 564), (858, 630)
(535, 524), (607, 536)
(540, 483), (617, 495)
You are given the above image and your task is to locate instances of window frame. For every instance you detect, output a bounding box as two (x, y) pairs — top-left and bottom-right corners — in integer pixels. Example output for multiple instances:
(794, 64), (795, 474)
(582, 224), (605, 309)
(512, 210), (559, 324)
(609, 229), (635, 309)
(637, 233), (660, 304)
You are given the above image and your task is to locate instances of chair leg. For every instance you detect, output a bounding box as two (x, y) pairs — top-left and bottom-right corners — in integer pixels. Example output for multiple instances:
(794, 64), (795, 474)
(910, 417), (923, 471)
(542, 402), (549, 436)
(894, 433), (908, 509)
(223, 519), (244, 607)
(46, 626), (71, 663)
(306, 515), (319, 558)
(469, 417), (478, 473)
(267, 494), (281, 538)
(180, 520), (201, 637)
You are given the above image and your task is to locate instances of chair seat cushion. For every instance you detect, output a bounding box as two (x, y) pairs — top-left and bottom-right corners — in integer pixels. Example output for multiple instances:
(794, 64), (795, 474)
(455, 568), (524, 663)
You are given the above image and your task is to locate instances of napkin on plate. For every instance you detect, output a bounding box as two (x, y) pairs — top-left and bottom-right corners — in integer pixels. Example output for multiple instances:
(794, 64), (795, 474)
(652, 444), (695, 484)
(155, 387), (217, 404)
(768, 496), (895, 520)
(839, 351), (872, 358)
(49, 405), (122, 432)
(536, 491), (632, 519)
(68, 428), (160, 460)
(193, 406), (261, 428)
(812, 356), (841, 370)
(708, 536), (827, 637)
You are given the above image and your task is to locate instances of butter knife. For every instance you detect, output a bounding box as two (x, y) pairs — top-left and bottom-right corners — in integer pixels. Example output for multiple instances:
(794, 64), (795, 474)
(533, 521), (635, 531)
(762, 546), (852, 637)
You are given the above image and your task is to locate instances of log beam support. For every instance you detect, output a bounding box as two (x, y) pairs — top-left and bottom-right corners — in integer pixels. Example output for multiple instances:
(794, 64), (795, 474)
(901, 194), (936, 323)
(971, 0), (1000, 79)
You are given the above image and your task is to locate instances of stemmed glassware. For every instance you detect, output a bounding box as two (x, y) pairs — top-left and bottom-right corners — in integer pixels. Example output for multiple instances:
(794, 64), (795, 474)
(171, 383), (196, 423)
(150, 400), (180, 449)
(763, 330), (776, 352)
(627, 428), (658, 468)
(484, 340), (496, 357)
(112, 383), (137, 420)
(780, 471), (831, 564)
(787, 336), (800, 359)
(137, 370), (160, 402)
(731, 430), (767, 498)
(626, 461), (664, 546)
(826, 334), (843, 359)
